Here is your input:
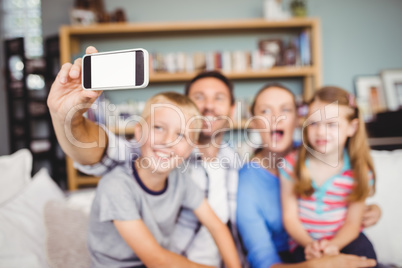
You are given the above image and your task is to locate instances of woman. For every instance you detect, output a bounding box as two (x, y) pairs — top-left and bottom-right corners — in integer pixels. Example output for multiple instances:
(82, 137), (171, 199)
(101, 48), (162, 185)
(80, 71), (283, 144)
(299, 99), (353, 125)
(236, 83), (381, 268)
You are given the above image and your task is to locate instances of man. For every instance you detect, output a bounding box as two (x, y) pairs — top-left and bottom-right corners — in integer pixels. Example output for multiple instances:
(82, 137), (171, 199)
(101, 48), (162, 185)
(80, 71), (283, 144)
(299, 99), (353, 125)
(167, 70), (243, 266)
(48, 46), (379, 268)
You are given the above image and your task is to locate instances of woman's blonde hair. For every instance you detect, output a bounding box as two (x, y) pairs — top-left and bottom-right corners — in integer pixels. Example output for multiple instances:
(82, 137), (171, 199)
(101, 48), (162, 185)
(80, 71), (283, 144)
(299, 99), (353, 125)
(295, 86), (376, 202)
(141, 92), (202, 141)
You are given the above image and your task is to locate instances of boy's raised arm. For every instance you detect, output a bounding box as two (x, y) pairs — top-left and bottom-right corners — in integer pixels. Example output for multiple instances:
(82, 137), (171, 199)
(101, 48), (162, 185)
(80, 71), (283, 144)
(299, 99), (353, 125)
(194, 199), (241, 268)
(114, 219), (214, 268)
(47, 46), (108, 165)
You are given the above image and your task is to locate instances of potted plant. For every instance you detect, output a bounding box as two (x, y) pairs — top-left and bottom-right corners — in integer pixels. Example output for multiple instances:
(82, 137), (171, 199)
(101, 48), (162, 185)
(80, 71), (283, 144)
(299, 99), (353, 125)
(290, 0), (307, 17)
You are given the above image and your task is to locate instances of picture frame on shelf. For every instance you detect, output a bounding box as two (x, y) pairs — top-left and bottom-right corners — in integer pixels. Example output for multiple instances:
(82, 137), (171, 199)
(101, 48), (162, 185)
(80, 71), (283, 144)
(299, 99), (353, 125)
(258, 39), (283, 67)
(354, 75), (387, 122)
(381, 69), (402, 111)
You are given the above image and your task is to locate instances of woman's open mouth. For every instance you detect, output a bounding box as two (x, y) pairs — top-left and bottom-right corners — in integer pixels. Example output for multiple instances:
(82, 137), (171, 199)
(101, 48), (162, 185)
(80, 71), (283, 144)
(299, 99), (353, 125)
(271, 130), (284, 141)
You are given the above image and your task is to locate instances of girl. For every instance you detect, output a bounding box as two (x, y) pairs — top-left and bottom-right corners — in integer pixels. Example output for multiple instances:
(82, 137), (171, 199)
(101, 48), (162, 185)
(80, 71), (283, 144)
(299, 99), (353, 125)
(279, 86), (377, 264)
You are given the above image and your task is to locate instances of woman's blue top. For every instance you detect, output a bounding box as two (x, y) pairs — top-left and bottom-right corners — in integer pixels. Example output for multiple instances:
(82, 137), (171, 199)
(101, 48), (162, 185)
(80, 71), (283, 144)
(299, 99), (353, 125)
(237, 162), (289, 268)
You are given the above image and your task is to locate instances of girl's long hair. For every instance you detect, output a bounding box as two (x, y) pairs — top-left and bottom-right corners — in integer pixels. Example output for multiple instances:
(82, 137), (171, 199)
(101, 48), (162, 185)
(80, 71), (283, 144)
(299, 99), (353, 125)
(294, 86), (376, 202)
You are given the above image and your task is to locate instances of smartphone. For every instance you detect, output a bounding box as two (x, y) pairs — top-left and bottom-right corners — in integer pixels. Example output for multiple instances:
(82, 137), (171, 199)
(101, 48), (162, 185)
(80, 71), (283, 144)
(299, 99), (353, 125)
(82, 48), (149, 90)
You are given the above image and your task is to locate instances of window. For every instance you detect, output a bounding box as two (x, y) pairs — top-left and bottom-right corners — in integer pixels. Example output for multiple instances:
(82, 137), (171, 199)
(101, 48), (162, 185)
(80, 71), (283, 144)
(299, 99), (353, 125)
(2, 0), (43, 58)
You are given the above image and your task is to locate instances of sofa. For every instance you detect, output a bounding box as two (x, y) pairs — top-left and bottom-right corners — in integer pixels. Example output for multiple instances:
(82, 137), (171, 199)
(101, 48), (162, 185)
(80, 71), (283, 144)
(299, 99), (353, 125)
(0, 149), (93, 268)
(0, 148), (401, 268)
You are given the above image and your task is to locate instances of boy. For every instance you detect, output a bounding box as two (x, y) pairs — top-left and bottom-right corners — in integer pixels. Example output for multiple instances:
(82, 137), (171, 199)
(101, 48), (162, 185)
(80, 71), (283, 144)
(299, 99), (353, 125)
(87, 92), (240, 267)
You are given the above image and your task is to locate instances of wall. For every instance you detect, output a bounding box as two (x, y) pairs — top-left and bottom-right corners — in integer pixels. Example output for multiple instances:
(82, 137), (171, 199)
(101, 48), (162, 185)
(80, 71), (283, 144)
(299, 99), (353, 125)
(41, 0), (74, 37)
(307, 0), (402, 90)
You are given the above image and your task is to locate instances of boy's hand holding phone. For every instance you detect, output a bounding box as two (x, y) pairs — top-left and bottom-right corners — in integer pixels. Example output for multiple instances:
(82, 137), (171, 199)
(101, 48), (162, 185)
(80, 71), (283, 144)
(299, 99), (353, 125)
(47, 46), (110, 166)
(48, 46), (149, 124)
(48, 46), (149, 166)
(48, 46), (102, 125)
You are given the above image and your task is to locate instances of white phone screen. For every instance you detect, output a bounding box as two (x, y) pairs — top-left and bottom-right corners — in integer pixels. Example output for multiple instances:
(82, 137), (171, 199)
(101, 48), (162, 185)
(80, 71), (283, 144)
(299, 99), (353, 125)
(91, 52), (136, 88)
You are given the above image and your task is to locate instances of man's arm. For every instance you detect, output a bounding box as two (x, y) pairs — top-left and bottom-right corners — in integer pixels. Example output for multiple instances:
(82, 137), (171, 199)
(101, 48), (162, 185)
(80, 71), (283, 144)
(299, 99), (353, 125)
(114, 219), (213, 268)
(363, 204), (381, 228)
(194, 199), (241, 268)
(47, 46), (107, 165)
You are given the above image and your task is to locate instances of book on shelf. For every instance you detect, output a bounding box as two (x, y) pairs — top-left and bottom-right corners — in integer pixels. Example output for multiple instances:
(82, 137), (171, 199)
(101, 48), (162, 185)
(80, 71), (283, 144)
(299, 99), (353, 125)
(176, 52), (186, 73)
(222, 51), (232, 73)
(299, 29), (311, 66)
(193, 52), (206, 72)
(205, 52), (215, 71)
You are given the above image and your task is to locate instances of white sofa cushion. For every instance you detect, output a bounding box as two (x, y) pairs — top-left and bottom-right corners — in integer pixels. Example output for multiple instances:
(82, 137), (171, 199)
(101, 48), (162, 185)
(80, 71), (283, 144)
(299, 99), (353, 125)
(365, 150), (402, 266)
(0, 149), (32, 205)
(0, 168), (65, 268)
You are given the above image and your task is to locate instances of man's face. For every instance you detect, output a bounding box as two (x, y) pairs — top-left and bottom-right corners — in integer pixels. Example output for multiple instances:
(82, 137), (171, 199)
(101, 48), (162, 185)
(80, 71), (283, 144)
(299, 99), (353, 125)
(187, 77), (234, 140)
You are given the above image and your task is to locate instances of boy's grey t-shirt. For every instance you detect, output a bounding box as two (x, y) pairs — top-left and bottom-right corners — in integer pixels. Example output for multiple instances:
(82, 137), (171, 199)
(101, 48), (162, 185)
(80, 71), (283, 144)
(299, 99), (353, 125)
(88, 162), (204, 268)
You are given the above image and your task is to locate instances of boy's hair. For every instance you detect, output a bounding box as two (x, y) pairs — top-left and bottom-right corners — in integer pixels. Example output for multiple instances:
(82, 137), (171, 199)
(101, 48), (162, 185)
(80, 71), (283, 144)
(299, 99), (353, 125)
(141, 92), (202, 141)
(250, 82), (297, 116)
(295, 86), (376, 202)
(184, 70), (235, 106)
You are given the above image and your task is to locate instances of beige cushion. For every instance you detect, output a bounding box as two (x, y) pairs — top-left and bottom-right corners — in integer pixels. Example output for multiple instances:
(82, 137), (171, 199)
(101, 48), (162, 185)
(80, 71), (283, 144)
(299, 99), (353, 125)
(44, 200), (91, 268)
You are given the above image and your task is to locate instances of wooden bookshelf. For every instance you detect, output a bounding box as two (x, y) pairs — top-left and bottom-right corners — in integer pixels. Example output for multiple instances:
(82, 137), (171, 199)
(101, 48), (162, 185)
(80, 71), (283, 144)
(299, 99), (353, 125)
(60, 17), (322, 190)
(60, 18), (322, 99)
(60, 18), (318, 36)
(66, 157), (100, 190)
(149, 66), (316, 83)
